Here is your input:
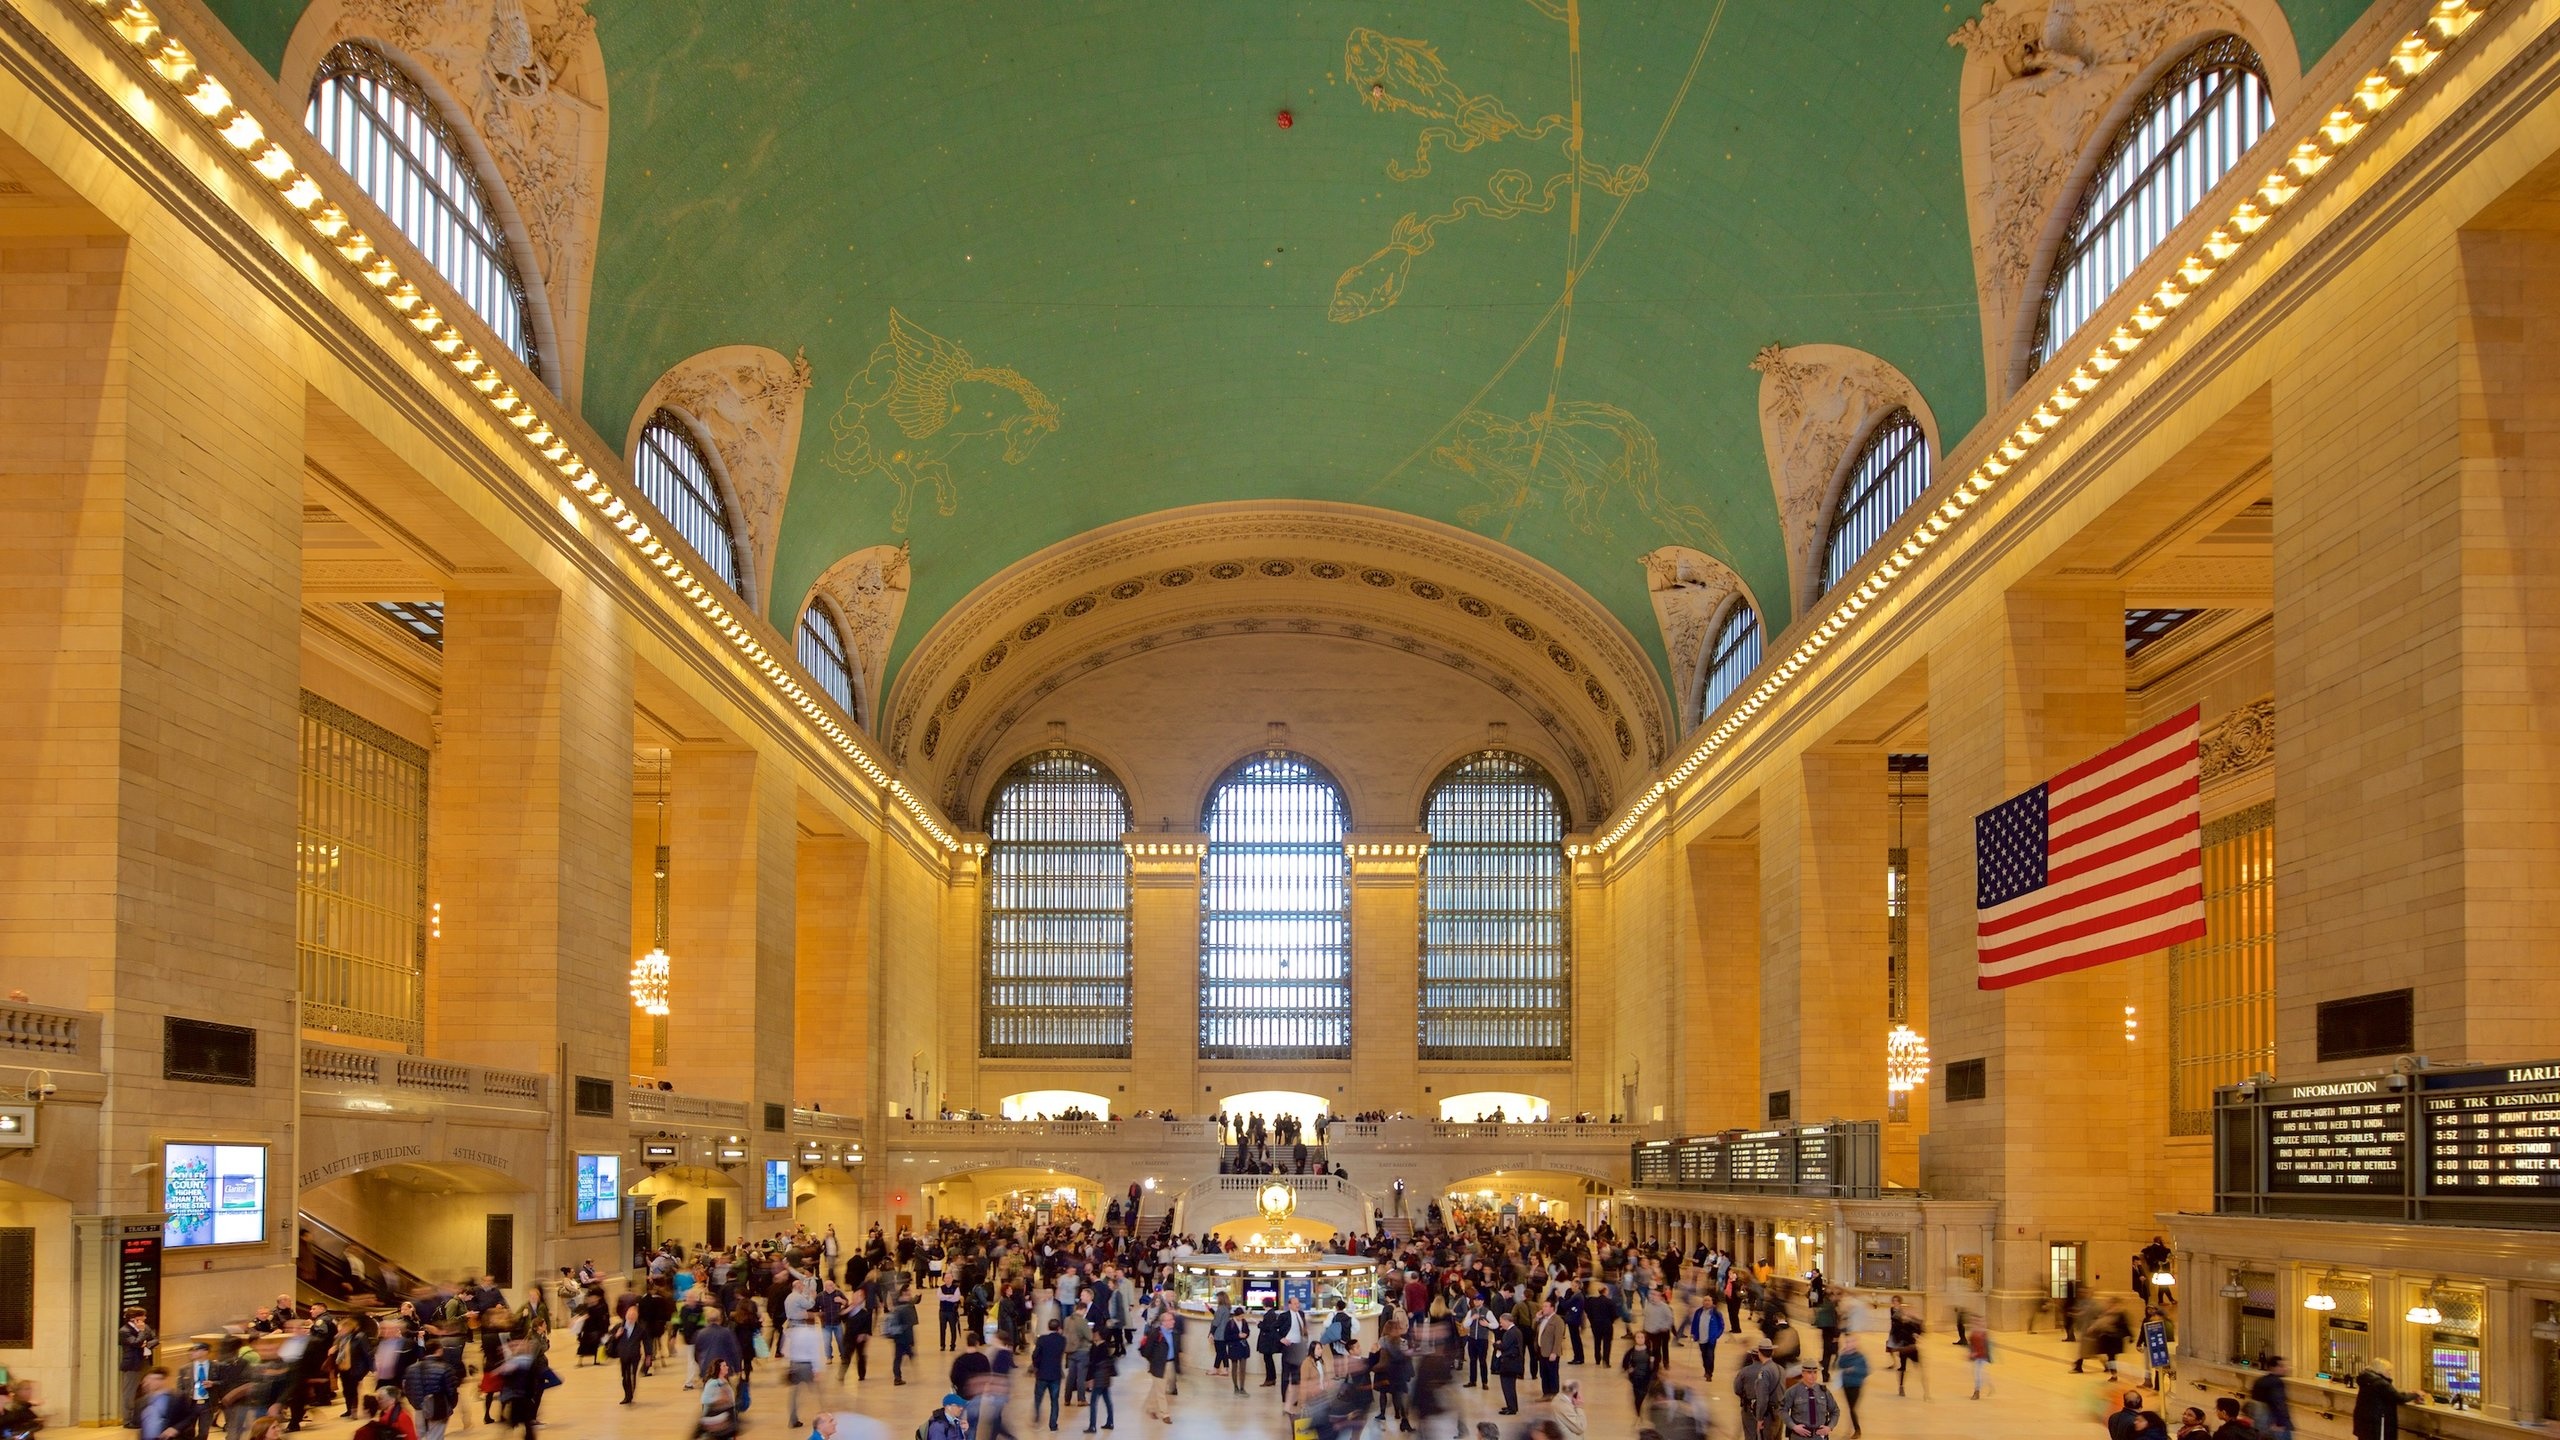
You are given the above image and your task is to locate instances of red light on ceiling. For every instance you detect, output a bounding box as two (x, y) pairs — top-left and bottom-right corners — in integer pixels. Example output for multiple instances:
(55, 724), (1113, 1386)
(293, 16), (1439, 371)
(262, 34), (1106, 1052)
(1276, 110), (1293, 129)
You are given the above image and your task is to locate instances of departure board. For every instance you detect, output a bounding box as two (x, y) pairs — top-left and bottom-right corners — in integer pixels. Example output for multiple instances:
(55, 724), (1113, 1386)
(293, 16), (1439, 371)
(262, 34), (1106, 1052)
(1725, 1133), (1789, 1184)
(1631, 1122), (1882, 1199)
(2422, 1063), (2560, 1196)
(2265, 1084), (2410, 1195)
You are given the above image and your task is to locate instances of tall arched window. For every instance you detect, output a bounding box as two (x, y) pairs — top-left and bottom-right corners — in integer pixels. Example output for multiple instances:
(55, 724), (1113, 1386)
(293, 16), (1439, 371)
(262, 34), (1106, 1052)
(1199, 752), (1351, 1059)
(1699, 600), (1762, 717)
(305, 42), (540, 375)
(633, 410), (747, 595)
(1820, 409), (1931, 594)
(983, 751), (1132, 1057)
(2033, 35), (2273, 368)
(1420, 752), (1570, 1060)
(797, 599), (860, 722)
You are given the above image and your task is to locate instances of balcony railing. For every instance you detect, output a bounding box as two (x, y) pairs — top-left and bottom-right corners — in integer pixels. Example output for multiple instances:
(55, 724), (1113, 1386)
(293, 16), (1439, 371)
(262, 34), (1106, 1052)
(301, 1044), (549, 1108)
(626, 1086), (752, 1126)
(1324, 1119), (1647, 1143)
(0, 1001), (100, 1068)
(790, 1108), (862, 1140)
(896, 1118), (1222, 1143)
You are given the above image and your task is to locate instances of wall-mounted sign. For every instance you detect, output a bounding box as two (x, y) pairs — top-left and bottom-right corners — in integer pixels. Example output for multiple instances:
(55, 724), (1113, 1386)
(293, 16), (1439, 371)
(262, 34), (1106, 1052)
(574, 1154), (621, 1224)
(2217, 1061), (2560, 1227)
(118, 1221), (164, 1331)
(716, 1145), (747, 1163)
(1627, 1122), (1881, 1199)
(163, 1143), (265, 1249)
(642, 1143), (679, 1161)
(764, 1159), (791, 1210)
(0, 1104), (32, 1148)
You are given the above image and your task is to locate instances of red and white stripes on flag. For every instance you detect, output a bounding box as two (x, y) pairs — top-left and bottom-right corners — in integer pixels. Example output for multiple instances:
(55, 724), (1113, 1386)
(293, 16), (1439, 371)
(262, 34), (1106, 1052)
(1972, 707), (2206, 990)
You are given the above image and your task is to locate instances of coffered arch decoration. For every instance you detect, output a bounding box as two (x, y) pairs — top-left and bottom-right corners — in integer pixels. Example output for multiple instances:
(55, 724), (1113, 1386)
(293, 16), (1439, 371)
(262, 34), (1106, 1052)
(1948, 0), (2300, 397)
(1748, 344), (1939, 618)
(1640, 548), (1753, 734)
(281, 0), (611, 405)
(626, 345), (815, 616)
(890, 505), (1669, 828)
(803, 542), (911, 729)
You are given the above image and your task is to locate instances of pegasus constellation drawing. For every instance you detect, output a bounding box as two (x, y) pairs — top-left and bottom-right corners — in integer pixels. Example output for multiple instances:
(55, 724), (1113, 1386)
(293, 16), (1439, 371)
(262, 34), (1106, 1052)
(1332, 20), (1648, 324)
(822, 310), (1060, 531)
(1432, 402), (1714, 549)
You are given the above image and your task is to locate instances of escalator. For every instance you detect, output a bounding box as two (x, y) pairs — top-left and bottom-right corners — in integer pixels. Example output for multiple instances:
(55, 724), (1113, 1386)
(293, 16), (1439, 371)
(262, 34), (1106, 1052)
(296, 1210), (439, 1310)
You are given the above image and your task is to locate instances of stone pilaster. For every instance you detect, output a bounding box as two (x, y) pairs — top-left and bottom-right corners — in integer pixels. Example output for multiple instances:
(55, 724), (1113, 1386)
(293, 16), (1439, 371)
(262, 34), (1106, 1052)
(1349, 834), (1425, 1113)
(663, 744), (796, 1109)
(1759, 750), (1891, 1125)
(1126, 838), (1204, 1114)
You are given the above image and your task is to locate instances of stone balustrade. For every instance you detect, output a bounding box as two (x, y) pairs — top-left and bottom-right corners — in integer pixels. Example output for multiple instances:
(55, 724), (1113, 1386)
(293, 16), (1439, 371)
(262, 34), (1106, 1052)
(300, 1043), (549, 1108)
(0, 1001), (99, 1068)
(895, 1118), (1221, 1143)
(1324, 1119), (1646, 1144)
(625, 1085), (752, 1126)
(789, 1107), (862, 1139)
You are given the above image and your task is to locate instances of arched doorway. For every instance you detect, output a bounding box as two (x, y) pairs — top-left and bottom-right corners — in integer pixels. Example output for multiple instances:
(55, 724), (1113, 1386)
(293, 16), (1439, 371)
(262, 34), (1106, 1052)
(997, 1090), (1113, 1121)
(1217, 1090), (1330, 1133)
(630, 1164), (747, 1254)
(1436, 1092), (1552, 1122)
(298, 1160), (535, 1303)
(922, 1166), (1109, 1228)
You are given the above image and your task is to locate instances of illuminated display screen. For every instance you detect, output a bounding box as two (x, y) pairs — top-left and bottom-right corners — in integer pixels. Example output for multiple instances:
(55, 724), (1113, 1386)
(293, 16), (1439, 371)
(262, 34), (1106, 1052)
(163, 1143), (265, 1248)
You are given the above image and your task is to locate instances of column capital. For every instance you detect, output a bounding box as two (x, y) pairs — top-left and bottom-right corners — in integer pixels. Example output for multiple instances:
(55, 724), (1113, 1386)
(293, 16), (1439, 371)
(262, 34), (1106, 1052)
(1125, 831), (1206, 884)
(1348, 829), (1427, 885)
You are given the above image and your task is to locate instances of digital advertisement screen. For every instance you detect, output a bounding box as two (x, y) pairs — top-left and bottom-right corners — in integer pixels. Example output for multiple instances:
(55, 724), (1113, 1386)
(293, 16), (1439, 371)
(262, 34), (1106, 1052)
(765, 1158), (791, 1210)
(575, 1153), (621, 1224)
(163, 1143), (266, 1248)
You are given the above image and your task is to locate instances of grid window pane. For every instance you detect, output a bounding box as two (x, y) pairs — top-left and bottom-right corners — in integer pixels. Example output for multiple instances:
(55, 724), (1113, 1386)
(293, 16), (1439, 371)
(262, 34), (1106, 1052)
(2168, 802), (2275, 1134)
(1420, 752), (1570, 1060)
(1200, 753), (1350, 1059)
(983, 751), (1133, 1057)
(2034, 36), (2272, 368)
(297, 693), (430, 1051)
(1700, 601), (1763, 717)
(798, 601), (860, 722)
(305, 43), (539, 375)
(634, 411), (747, 594)
(1820, 410), (1930, 594)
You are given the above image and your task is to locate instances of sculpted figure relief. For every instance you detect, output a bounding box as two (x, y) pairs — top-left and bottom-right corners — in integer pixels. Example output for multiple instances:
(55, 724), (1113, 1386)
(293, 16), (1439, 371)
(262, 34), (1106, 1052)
(645, 345), (814, 612)
(808, 543), (911, 723)
(1640, 547), (1746, 725)
(1750, 343), (1929, 611)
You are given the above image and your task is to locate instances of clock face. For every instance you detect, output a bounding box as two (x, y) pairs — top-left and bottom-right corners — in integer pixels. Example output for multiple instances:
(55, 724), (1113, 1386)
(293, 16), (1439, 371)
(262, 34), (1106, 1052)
(1259, 1183), (1293, 1221)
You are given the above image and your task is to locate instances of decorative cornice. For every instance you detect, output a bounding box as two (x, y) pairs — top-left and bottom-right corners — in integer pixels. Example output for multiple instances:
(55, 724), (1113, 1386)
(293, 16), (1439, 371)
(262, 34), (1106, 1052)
(2198, 697), (2274, 786)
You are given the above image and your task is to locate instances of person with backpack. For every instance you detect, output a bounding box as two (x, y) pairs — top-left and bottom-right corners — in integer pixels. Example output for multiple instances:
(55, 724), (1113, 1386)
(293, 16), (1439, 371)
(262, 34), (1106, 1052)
(924, 1393), (970, 1440)
(1138, 1313), (1176, 1425)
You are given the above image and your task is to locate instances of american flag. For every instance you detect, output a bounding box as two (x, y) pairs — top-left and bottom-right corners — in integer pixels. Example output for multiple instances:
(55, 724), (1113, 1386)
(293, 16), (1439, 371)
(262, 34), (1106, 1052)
(1974, 707), (2207, 990)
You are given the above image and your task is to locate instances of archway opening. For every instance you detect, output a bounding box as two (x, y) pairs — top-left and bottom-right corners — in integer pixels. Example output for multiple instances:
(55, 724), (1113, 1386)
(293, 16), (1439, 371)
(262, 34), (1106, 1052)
(998, 1089), (1113, 1121)
(923, 1166), (1110, 1227)
(1218, 1090), (1330, 1133)
(1439, 1170), (1606, 1229)
(631, 1163), (746, 1255)
(1436, 1091), (1551, 1122)
(299, 1160), (534, 1304)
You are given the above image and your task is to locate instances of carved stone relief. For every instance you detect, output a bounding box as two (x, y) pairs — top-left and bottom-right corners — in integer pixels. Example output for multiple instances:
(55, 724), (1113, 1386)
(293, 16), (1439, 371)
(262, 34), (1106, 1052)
(285, 0), (611, 401)
(1748, 343), (1932, 613)
(1948, 0), (2296, 392)
(2197, 696), (2273, 786)
(807, 543), (911, 724)
(1639, 547), (1746, 729)
(631, 345), (814, 614)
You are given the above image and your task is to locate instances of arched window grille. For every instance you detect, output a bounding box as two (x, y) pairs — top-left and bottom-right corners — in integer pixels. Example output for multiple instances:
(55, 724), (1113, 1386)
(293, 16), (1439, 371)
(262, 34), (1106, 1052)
(1821, 409), (1931, 594)
(1699, 600), (1762, 717)
(1420, 752), (1570, 1060)
(633, 410), (747, 595)
(2033, 35), (2272, 368)
(797, 599), (860, 722)
(1199, 752), (1351, 1059)
(305, 42), (539, 375)
(983, 751), (1133, 1057)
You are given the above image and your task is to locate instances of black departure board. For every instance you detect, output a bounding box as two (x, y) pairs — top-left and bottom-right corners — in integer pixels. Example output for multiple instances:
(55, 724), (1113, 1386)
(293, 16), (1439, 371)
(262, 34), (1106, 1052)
(1629, 1122), (1880, 1199)
(2265, 1089), (2410, 1195)
(2422, 1063), (2560, 1196)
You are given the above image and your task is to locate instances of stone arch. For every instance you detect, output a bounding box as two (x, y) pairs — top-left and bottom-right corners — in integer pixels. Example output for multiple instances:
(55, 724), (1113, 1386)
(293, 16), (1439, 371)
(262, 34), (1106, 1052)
(1641, 547), (1759, 731)
(281, 0), (610, 403)
(629, 345), (816, 616)
(1747, 344), (1940, 619)
(1948, 0), (2303, 397)
(803, 543), (910, 729)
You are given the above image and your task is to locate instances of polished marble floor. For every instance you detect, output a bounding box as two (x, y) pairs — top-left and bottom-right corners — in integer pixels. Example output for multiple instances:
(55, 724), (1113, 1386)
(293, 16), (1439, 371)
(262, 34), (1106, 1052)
(263, 1319), (2214, 1439)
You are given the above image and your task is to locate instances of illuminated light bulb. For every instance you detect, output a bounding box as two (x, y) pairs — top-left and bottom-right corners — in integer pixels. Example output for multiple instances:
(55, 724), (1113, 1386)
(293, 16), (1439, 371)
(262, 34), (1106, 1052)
(217, 110), (264, 148)
(2089, 352), (2121, 374)
(1965, 473), (1997, 496)
(2069, 371), (2100, 394)
(249, 147), (294, 182)
(2050, 391), (2080, 413)
(184, 77), (232, 116)
(2259, 173), (2301, 207)
(281, 176), (323, 211)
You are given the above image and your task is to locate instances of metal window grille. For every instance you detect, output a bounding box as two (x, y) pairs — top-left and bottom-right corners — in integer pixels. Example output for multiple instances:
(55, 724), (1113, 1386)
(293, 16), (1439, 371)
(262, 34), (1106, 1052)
(2033, 36), (2272, 368)
(634, 410), (747, 595)
(983, 751), (1133, 1057)
(2124, 607), (2203, 656)
(2168, 802), (2275, 1135)
(1199, 752), (1351, 1059)
(1821, 410), (1931, 595)
(296, 691), (430, 1051)
(1419, 752), (1570, 1059)
(1699, 601), (1762, 716)
(305, 42), (539, 375)
(797, 600), (860, 722)
(369, 600), (444, 649)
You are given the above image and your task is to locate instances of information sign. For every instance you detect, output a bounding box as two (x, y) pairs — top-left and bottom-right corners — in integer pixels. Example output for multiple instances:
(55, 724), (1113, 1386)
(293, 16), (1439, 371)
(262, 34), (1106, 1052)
(118, 1223), (163, 1333)
(2421, 1063), (2560, 1195)
(2264, 1088), (2409, 1194)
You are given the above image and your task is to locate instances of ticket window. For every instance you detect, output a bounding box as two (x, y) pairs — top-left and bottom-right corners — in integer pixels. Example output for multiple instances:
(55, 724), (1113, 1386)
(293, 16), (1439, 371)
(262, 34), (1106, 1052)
(2530, 1299), (2560, 1426)
(2419, 1285), (2486, 1411)
(2316, 1276), (2372, 1384)
(2231, 1269), (2278, 1368)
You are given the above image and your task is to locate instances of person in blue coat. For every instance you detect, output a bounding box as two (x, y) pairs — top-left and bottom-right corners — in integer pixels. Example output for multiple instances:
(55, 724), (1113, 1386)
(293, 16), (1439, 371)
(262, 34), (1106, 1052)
(1685, 1292), (1726, 1381)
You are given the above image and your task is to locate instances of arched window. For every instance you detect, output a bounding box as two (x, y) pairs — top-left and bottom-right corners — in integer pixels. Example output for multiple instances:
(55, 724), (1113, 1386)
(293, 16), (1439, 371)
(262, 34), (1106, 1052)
(305, 42), (539, 374)
(633, 410), (747, 595)
(1699, 600), (1762, 717)
(797, 598), (860, 722)
(2033, 35), (2272, 368)
(1420, 752), (1570, 1060)
(983, 751), (1132, 1057)
(1199, 752), (1350, 1059)
(1821, 409), (1931, 594)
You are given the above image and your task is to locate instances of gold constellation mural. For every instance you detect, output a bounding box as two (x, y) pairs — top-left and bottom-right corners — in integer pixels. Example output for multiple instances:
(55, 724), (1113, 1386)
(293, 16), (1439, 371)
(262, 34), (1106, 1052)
(822, 310), (1061, 532)
(1433, 402), (1711, 548)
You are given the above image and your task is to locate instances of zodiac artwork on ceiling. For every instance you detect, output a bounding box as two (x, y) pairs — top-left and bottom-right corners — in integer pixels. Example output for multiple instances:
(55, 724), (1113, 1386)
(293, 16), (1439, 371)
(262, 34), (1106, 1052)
(822, 310), (1062, 532)
(1332, 23), (1649, 324)
(1433, 403), (1712, 549)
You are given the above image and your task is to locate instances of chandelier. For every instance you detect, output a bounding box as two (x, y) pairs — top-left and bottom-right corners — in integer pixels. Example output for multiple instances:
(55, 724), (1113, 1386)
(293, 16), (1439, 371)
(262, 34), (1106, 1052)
(1886, 1023), (1931, 1094)
(630, 947), (671, 1016)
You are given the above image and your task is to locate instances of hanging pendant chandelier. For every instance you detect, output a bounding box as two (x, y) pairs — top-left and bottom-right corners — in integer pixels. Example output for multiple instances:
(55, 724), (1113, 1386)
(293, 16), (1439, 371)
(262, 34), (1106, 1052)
(631, 947), (671, 1016)
(1886, 1023), (1931, 1095)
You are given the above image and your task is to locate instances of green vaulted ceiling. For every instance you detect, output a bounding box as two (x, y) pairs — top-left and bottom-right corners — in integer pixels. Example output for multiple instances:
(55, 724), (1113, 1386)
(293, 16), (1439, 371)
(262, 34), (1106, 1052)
(206, 0), (2373, 691)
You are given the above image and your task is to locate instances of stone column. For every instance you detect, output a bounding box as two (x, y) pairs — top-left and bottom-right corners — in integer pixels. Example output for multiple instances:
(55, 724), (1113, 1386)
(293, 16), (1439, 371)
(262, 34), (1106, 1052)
(0, 229), (305, 1334)
(1128, 838), (1204, 1114)
(1922, 583), (2158, 1326)
(663, 743), (796, 1110)
(1760, 751), (1892, 1124)
(793, 833), (870, 1114)
(1350, 834), (1425, 1114)
(1682, 835), (1761, 1131)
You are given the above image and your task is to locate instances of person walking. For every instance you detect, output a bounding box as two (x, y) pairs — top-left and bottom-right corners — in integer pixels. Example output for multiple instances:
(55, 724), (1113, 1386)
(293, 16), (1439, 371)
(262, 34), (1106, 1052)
(1966, 1320), (1993, 1400)
(1835, 1335), (1869, 1439)
(1687, 1288), (1726, 1381)
(1583, 1282), (1620, 1368)
(1535, 1298), (1566, 1400)
(887, 1288), (919, 1387)
(1031, 1318), (1068, 1432)
(606, 1308), (646, 1405)
(1138, 1313), (1175, 1426)
(1642, 1286), (1676, 1373)
(2248, 1356), (2296, 1440)
(1277, 1300), (1309, 1409)
(781, 1316), (825, 1428)
(1887, 1301), (1928, 1399)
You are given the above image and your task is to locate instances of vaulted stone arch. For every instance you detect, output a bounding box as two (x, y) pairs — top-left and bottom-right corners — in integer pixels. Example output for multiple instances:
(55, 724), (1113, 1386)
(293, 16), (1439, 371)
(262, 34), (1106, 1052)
(626, 345), (815, 616)
(1748, 343), (1939, 617)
